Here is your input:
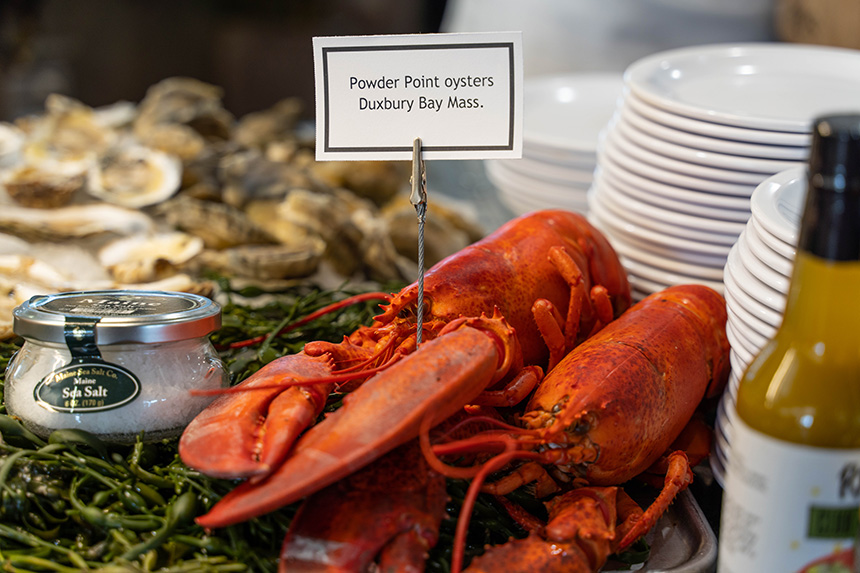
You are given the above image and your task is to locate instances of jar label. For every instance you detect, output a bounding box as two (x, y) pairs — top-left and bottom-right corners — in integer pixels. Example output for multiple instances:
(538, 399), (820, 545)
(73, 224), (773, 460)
(718, 416), (860, 572)
(33, 361), (140, 413)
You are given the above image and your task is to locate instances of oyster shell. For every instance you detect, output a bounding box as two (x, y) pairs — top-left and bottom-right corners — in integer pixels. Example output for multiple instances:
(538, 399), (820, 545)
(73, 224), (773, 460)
(0, 122), (24, 168)
(98, 231), (204, 283)
(0, 203), (154, 242)
(1, 164), (85, 209)
(193, 242), (324, 281)
(157, 194), (277, 249)
(134, 77), (234, 142)
(21, 94), (117, 175)
(87, 145), (182, 208)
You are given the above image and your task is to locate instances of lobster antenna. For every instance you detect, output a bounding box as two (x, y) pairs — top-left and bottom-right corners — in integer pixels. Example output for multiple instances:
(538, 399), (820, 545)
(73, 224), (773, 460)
(410, 137), (428, 346)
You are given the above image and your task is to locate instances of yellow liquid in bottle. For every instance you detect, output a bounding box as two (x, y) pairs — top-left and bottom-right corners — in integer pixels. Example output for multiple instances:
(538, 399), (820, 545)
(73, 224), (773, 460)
(735, 252), (860, 448)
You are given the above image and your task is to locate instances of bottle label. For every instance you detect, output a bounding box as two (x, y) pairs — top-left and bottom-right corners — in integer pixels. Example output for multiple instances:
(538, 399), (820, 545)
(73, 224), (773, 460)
(718, 417), (859, 572)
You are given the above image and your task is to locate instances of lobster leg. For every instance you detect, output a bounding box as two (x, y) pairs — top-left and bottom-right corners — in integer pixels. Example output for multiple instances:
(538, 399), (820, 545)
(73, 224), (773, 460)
(464, 487), (621, 573)
(198, 319), (520, 529)
(178, 352), (335, 479)
(278, 439), (447, 573)
(616, 450), (694, 551)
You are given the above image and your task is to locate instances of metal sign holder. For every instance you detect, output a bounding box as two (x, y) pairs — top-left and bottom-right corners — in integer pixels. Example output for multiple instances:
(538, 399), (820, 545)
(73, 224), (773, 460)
(410, 137), (428, 345)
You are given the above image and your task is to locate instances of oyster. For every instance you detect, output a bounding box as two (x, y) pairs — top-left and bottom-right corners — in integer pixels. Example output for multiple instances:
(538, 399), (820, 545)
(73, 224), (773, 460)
(218, 148), (322, 209)
(234, 97), (303, 149)
(0, 203), (154, 242)
(98, 231), (204, 283)
(87, 145), (182, 208)
(193, 242), (324, 281)
(21, 94), (117, 175)
(1, 164), (85, 209)
(0, 122), (24, 168)
(382, 195), (485, 267)
(134, 77), (234, 142)
(157, 194), (277, 249)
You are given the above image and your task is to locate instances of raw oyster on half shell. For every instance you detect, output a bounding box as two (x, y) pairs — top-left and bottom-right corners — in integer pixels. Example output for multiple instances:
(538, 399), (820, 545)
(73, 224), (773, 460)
(87, 145), (182, 208)
(98, 231), (204, 283)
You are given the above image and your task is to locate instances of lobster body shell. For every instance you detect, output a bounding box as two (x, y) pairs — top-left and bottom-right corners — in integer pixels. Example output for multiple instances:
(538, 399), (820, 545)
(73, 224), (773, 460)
(375, 209), (631, 366)
(522, 284), (730, 486)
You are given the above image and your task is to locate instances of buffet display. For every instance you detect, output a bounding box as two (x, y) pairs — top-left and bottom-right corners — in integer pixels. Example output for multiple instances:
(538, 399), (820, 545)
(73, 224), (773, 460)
(1, 38), (860, 572)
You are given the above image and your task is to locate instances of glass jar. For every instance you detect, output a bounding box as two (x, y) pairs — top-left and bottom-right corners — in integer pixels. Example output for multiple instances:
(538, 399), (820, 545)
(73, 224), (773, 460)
(6, 290), (227, 443)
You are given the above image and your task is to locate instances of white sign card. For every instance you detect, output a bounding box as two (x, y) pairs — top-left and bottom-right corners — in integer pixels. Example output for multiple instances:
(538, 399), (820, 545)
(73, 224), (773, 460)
(313, 32), (523, 161)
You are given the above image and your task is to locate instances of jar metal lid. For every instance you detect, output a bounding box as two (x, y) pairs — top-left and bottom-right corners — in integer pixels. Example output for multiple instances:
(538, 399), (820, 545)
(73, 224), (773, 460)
(13, 290), (222, 344)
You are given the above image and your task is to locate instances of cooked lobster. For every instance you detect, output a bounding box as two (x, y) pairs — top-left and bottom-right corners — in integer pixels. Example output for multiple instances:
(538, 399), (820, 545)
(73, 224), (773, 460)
(430, 284), (729, 572)
(179, 209), (631, 516)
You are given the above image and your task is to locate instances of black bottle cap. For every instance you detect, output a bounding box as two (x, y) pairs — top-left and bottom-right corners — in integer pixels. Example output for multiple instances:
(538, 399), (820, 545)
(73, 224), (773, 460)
(799, 114), (860, 260)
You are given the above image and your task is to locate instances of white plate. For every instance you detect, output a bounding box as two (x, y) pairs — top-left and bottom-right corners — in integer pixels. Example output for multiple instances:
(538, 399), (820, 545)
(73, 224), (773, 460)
(614, 118), (803, 175)
(743, 218), (794, 277)
(594, 175), (747, 235)
(523, 72), (624, 153)
(589, 203), (730, 267)
(597, 165), (750, 223)
(747, 214), (796, 262)
(625, 43), (860, 132)
(610, 234), (726, 280)
(723, 256), (783, 327)
(486, 161), (592, 198)
(736, 229), (791, 293)
(500, 155), (597, 185)
(626, 272), (670, 297)
(601, 127), (758, 196)
(590, 181), (741, 246)
(619, 254), (725, 293)
(588, 194), (733, 258)
(725, 288), (776, 344)
(725, 243), (787, 312)
(488, 157), (595, 187)
(749, 166), (805, 246)
(596, 156), (752, 220)
(618, 100), (810, 160)
(725, 313), (765, 362)
(624, 92), (810, 147)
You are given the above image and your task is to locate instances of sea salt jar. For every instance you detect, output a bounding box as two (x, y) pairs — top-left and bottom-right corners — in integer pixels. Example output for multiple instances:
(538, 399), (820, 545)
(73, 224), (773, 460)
(6, 290), (226, 443)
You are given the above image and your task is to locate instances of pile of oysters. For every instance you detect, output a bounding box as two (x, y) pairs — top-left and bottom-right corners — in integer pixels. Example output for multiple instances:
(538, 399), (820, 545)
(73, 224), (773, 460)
(0, 77), (485, 339)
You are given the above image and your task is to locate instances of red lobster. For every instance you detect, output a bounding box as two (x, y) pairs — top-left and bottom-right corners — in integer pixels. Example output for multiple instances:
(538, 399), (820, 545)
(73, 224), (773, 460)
(431, 284), (730, 572)
(179, 209), (631, 522)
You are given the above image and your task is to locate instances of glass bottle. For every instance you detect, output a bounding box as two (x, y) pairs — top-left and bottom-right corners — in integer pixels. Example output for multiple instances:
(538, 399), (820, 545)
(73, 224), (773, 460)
(718, 114), (860, 572)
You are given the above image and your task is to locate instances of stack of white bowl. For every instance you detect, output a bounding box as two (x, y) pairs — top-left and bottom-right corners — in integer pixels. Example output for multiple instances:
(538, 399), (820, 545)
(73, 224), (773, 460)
(713, 166), (804, 485)
(588, 42), (860, 301)
(485, 73), (623, 216)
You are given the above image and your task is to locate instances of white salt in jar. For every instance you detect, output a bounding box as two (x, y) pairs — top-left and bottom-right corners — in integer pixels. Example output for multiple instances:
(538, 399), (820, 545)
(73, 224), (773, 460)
(6, 290), (227, 443)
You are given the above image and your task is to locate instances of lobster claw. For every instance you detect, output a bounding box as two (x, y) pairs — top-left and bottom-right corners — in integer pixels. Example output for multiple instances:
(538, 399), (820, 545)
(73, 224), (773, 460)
(197, 318), (520, 529)
(178, 352), (335, 479)
(278, 439), (447, 572)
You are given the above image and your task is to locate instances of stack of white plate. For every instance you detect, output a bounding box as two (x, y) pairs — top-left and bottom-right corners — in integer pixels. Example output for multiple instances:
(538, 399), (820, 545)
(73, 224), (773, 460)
(712, 166), (805, 486)
(588, 42), (860, 301)
(486, 73), (623, 216)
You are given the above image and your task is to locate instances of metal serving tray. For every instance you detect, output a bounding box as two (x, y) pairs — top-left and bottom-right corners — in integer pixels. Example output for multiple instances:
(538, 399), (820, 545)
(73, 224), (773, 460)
(605, 489), (717, 573)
